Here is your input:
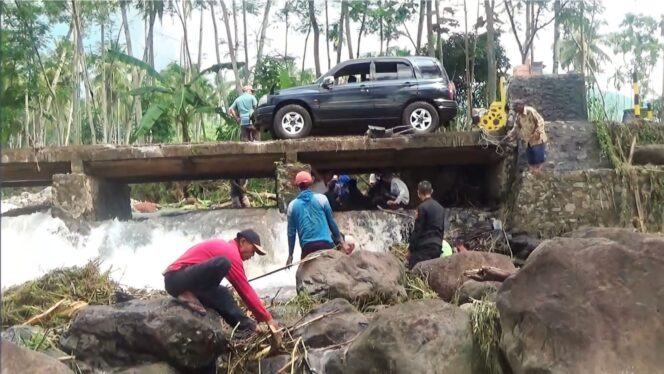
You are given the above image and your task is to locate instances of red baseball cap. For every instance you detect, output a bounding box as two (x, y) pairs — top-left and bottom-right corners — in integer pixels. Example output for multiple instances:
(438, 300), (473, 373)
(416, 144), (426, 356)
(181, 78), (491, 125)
(295, 171), (313, 187)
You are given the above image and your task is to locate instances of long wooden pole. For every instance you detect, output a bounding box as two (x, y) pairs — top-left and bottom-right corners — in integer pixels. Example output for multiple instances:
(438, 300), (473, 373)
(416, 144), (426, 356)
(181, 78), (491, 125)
(246, 251), (325, 283)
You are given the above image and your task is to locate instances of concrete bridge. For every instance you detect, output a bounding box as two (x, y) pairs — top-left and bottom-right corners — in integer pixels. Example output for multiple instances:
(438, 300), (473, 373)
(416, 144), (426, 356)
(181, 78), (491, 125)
(0, 132), (512, 221)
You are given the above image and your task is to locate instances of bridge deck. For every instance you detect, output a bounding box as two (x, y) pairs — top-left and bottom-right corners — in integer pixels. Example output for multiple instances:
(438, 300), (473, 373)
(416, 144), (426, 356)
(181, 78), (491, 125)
(0, 132), (504, 186)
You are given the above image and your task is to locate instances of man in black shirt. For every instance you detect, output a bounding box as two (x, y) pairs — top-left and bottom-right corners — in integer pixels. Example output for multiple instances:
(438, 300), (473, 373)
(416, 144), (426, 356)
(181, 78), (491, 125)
(407, 180), (446, 269)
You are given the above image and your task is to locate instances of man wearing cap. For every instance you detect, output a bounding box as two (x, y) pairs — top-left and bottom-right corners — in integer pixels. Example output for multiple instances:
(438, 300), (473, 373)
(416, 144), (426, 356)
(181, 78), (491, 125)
(163, 229), (279, 334)
(229, 85), (259, 141)
(286, 171), (352, 267)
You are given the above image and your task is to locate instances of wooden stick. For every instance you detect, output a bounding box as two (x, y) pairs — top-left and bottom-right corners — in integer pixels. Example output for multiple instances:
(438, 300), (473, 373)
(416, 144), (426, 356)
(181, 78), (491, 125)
(246, 252), (325, 283)
(628, 136), (637, 165)
(23, 299), (67, 326)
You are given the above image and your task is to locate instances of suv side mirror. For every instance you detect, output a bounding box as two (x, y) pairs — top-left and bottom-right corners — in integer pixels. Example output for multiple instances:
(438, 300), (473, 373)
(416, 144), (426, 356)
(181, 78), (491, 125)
(321, 76), (334, 89)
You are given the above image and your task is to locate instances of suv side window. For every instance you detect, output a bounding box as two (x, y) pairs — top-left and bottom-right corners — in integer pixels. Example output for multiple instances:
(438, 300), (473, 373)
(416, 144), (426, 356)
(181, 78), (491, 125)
(333, 62), (371, 85)
(374, 61), (415, 81)
(414, 59), (446, 80)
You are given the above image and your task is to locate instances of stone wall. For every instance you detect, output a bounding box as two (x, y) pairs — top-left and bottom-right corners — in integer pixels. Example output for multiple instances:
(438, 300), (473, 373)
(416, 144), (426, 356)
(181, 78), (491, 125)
(52, 173), (131, 222)
(510, 167), (664, 238)
(508, 74), (587, 121)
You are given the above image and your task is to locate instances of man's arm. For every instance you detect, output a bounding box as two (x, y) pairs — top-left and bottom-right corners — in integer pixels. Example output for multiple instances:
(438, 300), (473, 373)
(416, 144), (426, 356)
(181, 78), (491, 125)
(321, 195), (342, 243)
(409, 205), (426, 249)
(226, 260), (272, 323)
(287, 202), (297, 258)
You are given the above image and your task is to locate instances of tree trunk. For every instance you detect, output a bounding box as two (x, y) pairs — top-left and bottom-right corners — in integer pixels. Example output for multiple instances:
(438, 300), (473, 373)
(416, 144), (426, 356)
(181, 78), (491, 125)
(357, 10), (366, 59)
(337, 1), (346, 63)
(71, 25), (79, 145)
(325, 0), (331, 69)
(525, 0), (531, 65)
(198, 5), (204, 72)
(485, 0), (497, 103)
(242, 0), (249, 81)
(463, 0), (472, 124)
(302, 25), (311, 78)
(101, 21), (109, 143)
(379, 0), (384, 55)
(416, 0), (425, 52)
(580, 0), (585, 76)
(426, 0), (434, 57)
(210, 2), (227, 109)
(181, 115), (190, 143)
(24, 91), (29, 148)
(284, 7), (289, 57)
(220, 0), (243, 94)
(148, 11), (156, 67)
(177, 1), (193, 74)
(72, 0), (96, 144)
(345, 8), (353, 59)
(309, 0), (321, 76)
(255, 0), (272, 73)
(44, 22), (73, 126)
(552, 0), (560, 74)
(121, 0), (142, 144)
(435, 0), (442, 61)
(232, 0), (240, 55)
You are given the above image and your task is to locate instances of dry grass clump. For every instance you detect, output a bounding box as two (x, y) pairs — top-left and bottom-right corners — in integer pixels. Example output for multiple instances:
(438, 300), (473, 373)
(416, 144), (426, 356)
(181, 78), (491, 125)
(468, 299), (504, 374)
(1, 259), (118, 328)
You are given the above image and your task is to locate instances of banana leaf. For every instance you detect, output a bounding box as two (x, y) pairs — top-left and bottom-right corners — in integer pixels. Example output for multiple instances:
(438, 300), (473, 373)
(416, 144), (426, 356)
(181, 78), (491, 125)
(129, 103), (167, 143)
(109, 49), (168, 85)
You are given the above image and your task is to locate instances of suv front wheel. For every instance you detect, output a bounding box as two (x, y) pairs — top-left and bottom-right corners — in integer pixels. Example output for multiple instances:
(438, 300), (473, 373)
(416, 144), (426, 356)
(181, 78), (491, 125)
(273, 104), (313, 139)
(402, 102), (440, 134)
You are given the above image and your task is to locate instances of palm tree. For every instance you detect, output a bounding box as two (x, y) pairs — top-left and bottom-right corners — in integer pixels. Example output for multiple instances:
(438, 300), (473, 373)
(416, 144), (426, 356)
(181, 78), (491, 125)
(135, 0), (165, 69)
(559, 21), (610, 75)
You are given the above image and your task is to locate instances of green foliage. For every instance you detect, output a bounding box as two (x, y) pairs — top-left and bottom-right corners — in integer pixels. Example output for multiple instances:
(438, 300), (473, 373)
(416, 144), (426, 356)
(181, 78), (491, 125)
(468, 300), (504, 374)
(609, 14), (662, 96)
(253, 55), (314, 99)
(558, 1), (610, 75)
(442, 32), (511, 109)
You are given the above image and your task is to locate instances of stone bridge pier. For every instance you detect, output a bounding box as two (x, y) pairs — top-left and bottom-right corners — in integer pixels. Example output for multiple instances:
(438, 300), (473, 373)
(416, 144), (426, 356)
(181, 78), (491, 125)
(51, 161), (132, 222)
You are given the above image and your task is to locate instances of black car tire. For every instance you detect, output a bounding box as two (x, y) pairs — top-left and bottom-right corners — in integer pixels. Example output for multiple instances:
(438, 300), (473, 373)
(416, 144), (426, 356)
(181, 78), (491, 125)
(402, 101), (440, 134)
(273, 104), (313, 139)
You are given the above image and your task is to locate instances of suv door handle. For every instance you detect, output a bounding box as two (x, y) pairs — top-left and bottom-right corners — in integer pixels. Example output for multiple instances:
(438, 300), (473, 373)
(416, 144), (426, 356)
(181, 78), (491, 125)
(360, 85), (369, 92)
(404, 81), (414, 86)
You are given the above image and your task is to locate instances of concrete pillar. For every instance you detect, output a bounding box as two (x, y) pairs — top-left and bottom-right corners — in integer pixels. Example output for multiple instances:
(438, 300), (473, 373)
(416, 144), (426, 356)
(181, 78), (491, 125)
(274, 162), (311, 213)
(51, 173), (131, 222)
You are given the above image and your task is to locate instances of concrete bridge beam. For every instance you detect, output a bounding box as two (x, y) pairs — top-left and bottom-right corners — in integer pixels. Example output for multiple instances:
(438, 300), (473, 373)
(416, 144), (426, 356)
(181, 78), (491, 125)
(51, 173), (131, 222)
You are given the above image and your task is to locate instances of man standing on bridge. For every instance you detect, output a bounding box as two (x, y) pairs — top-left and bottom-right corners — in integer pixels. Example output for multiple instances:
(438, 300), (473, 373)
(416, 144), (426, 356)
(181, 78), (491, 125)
(229, 85), (259, 142)
(508, 100), (548, 174)
(286, 171), (352, 267)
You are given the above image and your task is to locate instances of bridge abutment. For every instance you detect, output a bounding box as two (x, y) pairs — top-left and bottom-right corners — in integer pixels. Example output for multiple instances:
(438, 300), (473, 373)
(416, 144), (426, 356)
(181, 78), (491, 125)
(52, 173), (131, 222)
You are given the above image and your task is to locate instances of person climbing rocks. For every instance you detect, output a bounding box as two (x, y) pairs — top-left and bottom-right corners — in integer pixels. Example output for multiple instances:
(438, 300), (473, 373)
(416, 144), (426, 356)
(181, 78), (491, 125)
(381, 172), (410, 210)
(507, 100), (548, 174)
(407, 180), (446, 269)
(229, 85), (259, 142)
(162, 229), (280, 336)
(286, 171), (353, 267)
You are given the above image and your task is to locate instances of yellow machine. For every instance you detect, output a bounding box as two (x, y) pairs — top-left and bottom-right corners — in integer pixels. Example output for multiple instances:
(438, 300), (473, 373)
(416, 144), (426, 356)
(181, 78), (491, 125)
(479, 77), (508, 131)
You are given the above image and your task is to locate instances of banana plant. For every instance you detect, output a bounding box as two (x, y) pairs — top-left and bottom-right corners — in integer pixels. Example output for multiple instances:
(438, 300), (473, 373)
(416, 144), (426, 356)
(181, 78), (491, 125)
(109, 49), (242, 143)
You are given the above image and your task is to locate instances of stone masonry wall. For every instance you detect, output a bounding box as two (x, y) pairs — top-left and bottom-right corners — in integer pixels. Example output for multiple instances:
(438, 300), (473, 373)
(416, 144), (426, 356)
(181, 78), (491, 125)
(510, 168), (664, 238)
(508, 74), (587, 121)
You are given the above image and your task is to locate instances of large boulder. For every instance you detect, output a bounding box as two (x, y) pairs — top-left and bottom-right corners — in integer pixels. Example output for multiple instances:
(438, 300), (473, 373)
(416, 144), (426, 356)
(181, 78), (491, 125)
(345, 299), (476, 374)
(296, 249), (405, 303)
(1, 325), (68, 360)
(292, 298), (368, 349)
(458, 280), (502, 303)
(413, 251), (515, 302)
(1, 340), (73, 374)
(60, 298), (227, 372)
(497, 228), (664, 374)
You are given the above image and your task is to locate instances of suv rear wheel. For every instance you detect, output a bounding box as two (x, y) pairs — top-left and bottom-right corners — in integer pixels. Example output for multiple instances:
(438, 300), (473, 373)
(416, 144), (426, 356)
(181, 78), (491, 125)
(402, 101), (440, 134)
(273, 104), (313, 139)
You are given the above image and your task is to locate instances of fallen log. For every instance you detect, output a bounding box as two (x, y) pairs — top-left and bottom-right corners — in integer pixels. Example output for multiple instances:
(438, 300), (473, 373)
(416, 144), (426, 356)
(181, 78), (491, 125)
(632, 144), (664, 165)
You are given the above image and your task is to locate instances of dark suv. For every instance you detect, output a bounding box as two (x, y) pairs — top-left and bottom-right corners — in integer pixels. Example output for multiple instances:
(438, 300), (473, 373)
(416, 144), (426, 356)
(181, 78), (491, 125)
(254, 56), (457, 139)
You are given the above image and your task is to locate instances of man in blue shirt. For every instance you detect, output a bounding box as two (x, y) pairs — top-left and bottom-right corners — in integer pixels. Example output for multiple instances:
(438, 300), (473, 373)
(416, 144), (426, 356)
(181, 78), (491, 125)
(229, 85), (259, 141)
(286, 171), (352, 267)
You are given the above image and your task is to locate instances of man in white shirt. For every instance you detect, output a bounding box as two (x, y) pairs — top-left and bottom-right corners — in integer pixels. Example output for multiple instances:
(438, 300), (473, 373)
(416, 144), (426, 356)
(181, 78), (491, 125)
(382, 173), (410, 210)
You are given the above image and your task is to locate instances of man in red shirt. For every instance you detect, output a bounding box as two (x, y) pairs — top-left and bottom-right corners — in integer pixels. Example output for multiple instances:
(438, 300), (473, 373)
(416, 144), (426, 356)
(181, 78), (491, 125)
(163, 229), (279, 334)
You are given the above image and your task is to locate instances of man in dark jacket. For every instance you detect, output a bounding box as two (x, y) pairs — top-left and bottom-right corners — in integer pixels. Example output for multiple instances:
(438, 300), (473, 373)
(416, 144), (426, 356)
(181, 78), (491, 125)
(407, 180), (446, 269)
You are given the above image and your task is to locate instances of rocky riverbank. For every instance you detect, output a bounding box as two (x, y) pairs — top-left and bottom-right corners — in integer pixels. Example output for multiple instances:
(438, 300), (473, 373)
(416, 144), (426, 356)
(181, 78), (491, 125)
(2, 227), (663, 374)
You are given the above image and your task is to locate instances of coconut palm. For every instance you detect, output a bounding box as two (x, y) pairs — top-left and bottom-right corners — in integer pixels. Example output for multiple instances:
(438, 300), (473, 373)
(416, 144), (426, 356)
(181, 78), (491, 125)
(559, 20), (610, 74)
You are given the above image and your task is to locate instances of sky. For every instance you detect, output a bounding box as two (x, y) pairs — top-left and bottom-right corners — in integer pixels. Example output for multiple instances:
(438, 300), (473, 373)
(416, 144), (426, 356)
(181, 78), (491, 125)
(118, 0), (664, 105)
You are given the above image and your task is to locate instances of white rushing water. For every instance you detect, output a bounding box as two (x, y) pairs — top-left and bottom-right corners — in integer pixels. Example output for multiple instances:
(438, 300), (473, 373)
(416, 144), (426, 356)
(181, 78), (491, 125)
(1, 208), (410, 291)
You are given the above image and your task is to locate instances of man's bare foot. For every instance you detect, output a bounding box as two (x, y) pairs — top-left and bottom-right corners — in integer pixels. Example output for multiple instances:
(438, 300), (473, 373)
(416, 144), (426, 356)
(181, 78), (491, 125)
(176, 291), (207, 315)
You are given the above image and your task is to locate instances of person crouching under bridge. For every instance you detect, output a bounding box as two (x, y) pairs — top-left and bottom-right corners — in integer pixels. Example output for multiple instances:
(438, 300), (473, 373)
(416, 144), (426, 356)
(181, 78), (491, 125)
(507, 100), (548, 174)
(407, 181), (446, 269)
(162, 229), (280, 335)
(286, 171), (353, 267)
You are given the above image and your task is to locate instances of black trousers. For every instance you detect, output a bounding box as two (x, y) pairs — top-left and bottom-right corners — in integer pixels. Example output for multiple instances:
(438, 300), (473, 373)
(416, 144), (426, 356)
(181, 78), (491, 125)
(408, 243), (442, 269)
(164, 256), (255, 331)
